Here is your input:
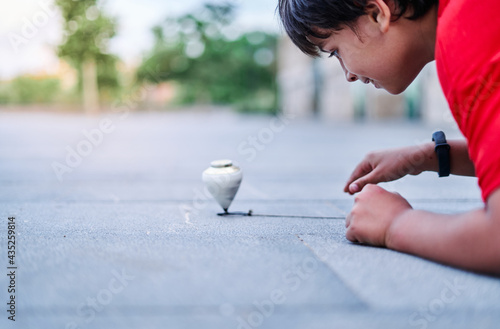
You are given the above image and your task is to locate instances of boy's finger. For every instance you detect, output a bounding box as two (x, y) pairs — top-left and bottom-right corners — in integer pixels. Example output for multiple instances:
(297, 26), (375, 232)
(344, 162), (373, 192)
(348, 172), (378, 194)
(345, 213), (351, 228)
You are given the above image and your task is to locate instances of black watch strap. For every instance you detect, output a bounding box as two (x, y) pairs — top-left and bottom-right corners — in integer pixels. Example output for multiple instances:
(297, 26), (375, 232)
(432, 131), (450, 177)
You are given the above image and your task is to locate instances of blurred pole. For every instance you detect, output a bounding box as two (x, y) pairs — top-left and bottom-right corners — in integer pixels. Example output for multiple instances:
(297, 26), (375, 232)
(277, 37), (315, 118)
(312, 58), (322, 117)
(82, 58), (100, 114)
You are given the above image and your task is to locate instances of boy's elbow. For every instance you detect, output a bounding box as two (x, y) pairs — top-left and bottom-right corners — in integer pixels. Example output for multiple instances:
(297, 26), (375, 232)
(484, 189), (500, 274)
(492, 218), (500, 275)
(483, 204), (500, 275)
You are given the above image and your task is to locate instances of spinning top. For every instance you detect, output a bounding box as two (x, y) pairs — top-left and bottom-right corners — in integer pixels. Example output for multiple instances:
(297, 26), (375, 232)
(202, 159), (243, 213)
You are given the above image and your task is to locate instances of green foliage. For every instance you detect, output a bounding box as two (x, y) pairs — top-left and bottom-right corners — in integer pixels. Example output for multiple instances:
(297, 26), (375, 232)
(56, 0), (120, 98)
(0, 76), (61, 104)
(136, 3), (278, 113)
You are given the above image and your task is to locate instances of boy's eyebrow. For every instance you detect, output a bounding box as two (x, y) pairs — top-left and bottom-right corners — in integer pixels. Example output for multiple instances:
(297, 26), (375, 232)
(318, 45), (330, 54)
(306, 35), (328, 53)
(317, 40), (332, 54)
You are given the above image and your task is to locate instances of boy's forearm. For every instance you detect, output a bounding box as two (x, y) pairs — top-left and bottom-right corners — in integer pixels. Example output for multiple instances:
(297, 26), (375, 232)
(387, 207), (500, 274)
(419, 139), (475, 176)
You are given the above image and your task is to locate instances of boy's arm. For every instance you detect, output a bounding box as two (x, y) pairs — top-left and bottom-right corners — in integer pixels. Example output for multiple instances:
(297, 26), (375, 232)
(444, 139), (476, 176)
(346, 185), (500, 274)
(344, 139), (476, 194)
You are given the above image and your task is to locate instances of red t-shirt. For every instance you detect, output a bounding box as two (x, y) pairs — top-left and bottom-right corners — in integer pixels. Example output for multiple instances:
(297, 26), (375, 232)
(436, 0), (500, 201)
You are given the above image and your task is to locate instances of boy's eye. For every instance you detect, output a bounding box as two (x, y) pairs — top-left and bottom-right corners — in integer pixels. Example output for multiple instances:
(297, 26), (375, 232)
(329, 50), (340, 59)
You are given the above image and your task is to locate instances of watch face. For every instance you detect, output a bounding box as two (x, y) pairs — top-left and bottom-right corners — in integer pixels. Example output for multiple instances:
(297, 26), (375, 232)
(433, 132), (451, 177)
(432, 131), (447, 144)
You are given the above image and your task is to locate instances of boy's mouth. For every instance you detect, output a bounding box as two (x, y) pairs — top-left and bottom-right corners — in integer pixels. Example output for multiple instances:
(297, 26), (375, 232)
(371, 80), (381, 89)
(363, 78), (382, 89)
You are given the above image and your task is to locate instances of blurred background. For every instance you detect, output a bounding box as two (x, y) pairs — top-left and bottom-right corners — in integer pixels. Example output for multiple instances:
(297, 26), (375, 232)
(1, 0), (278, 114)
(0, 0), (451, 122)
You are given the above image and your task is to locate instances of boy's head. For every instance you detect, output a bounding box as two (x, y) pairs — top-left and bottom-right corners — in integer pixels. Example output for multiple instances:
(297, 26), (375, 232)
(277, 0), (438, 94)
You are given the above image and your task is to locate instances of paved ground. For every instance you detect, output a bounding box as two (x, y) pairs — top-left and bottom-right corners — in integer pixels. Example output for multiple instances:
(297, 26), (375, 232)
(0, 109), (499, 329)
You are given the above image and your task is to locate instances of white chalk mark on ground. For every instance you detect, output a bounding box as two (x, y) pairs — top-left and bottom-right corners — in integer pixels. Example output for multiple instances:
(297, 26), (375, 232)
(184, 210), (193, 225)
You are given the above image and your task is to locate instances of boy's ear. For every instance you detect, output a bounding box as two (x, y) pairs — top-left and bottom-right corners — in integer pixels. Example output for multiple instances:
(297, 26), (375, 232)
(365, 0), (392, 33)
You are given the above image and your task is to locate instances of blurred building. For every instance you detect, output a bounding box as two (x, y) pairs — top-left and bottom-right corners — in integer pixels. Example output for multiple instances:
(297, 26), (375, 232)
(277, 37), (449, 123)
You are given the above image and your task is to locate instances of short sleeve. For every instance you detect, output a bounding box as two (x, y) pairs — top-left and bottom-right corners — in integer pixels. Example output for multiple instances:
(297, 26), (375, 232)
(463, 54), (500, 201)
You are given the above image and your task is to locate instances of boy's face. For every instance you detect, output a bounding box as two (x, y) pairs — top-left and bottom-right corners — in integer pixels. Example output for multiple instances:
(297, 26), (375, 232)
(308, 11), (431, 95)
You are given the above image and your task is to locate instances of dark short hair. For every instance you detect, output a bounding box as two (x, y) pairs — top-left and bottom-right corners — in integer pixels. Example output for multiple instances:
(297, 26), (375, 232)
(278, 0), (438, 56)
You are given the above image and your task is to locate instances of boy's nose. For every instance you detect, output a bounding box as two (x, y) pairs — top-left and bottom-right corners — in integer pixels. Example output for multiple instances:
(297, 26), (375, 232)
(338, 59), (358, 82)
(345, 71), (358, 82)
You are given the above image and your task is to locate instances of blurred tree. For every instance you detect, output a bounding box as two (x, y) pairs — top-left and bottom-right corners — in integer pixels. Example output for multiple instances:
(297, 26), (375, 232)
(0, 76), (61, 104)
(137, 3), (278, 113)
(56, 0), (120, 113)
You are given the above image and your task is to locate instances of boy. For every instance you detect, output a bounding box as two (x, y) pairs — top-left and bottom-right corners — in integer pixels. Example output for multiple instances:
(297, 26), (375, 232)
(278, 0), (500, 274)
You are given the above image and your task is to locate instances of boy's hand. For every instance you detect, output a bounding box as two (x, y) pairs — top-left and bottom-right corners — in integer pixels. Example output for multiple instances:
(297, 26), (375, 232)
(344, 144), (434, 194)
(346, 184), (412, 246)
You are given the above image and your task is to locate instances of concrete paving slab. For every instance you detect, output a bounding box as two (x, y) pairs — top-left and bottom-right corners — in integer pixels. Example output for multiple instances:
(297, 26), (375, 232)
(0, 110), (497, 329)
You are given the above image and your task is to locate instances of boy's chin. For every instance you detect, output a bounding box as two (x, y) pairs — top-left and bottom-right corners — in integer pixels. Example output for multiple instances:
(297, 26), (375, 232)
(383, 83), (410, 95)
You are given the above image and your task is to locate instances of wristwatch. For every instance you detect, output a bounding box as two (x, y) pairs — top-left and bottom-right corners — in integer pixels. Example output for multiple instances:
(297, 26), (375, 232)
(432, 131), (450, 177)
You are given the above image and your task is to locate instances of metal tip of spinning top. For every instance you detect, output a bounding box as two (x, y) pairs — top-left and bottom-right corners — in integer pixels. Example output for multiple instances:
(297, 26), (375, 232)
(217, 210), (253, 217)
(202, 159), (243, 213)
